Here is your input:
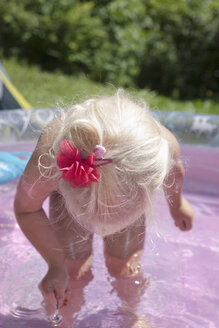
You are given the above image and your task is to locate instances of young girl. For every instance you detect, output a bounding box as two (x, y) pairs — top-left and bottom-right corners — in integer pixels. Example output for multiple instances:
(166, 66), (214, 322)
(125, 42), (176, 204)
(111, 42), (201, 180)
(14, 91), (194, 313)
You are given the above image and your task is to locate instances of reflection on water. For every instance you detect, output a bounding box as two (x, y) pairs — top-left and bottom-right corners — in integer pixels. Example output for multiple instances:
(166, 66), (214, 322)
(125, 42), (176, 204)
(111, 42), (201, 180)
(1, 147), (219, 327)
(49, 312), (63, 326)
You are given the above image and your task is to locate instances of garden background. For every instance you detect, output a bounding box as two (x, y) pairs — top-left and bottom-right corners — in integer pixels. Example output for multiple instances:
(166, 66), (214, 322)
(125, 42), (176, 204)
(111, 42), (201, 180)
(0, 0), (219, 113)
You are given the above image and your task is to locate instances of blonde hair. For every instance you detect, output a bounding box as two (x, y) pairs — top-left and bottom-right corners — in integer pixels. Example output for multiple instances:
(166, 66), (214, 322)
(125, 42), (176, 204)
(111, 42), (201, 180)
(43, 90), (171, 236)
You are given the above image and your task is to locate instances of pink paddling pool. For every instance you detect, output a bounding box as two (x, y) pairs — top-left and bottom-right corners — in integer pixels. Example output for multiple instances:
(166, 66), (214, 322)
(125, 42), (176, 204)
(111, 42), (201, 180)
(0, 109), (218, 328)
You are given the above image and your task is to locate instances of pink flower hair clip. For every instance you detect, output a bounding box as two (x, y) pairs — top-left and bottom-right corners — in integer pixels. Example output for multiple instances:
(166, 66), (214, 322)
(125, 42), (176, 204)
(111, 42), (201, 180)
(57, 139), (112, 188)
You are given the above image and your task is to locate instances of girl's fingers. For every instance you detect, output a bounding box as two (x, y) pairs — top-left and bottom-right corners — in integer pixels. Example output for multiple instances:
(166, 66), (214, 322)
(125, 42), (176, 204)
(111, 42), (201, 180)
(39, 282), (67, 309)
(38, 283), (57, 307)
(184, 217), (192, 230)
(174, 217), (192, 231)
(45, 291), (57, 308)
(54, 287), (66, 305)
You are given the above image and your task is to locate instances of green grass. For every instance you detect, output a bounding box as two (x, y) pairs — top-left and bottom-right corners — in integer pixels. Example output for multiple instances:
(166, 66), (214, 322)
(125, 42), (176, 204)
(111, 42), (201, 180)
(2, 57), (219, 114)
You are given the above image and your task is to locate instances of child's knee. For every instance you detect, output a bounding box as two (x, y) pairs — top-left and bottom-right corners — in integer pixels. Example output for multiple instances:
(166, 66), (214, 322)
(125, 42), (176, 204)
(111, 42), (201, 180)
(104, 250), (143, 278)
(66, 255), (93, 279)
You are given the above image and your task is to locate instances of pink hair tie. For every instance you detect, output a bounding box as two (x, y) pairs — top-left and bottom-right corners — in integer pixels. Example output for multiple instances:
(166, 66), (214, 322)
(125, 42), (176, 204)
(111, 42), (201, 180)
(94, 145), (112, 167)
(57, 140), (112, 188)
(94, 145), (106, 159)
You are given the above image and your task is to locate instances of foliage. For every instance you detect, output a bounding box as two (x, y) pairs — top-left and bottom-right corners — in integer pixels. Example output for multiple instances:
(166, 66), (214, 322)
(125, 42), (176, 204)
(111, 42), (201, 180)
(0, 0), (218, 99)
(3, 57), (219, 115)
(0, 0), (105, 73)
(137, 0), (219, 99)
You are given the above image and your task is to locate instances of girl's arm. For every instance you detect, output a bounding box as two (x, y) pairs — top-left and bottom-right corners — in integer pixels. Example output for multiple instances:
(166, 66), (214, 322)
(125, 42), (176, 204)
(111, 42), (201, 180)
(14, 130), (68, 306)
(162, 126), (194, 231)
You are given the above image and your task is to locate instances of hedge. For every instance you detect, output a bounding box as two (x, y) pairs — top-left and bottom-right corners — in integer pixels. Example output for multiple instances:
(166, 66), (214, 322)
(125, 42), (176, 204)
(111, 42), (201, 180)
(0, 0), (218, 99)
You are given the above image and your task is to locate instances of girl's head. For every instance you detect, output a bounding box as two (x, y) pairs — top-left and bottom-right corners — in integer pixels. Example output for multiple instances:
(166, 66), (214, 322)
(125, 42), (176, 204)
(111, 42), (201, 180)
(45, 91), (172, 236)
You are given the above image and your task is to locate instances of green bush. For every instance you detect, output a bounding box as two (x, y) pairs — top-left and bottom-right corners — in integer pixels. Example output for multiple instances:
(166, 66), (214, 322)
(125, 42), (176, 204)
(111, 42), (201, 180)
(90, 0), (147, 87)
(93, 0), (219, 99)
(0, 0), (106, 73)
(0, 0), (218, 99)
(137, 0), (219, 99)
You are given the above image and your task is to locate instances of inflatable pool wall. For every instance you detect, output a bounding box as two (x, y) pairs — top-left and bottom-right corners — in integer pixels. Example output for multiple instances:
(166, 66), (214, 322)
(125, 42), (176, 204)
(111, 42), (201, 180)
(0, 108), (219, 146)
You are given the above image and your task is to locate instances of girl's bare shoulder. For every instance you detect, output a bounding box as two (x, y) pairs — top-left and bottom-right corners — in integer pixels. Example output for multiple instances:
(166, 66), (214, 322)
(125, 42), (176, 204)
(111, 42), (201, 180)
(160, 124), (180, 159)
(14, 118), (60, 213)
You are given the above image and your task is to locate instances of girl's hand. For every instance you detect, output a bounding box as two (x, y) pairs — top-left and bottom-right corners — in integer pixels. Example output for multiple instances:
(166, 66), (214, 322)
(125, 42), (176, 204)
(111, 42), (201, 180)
(170, 197), (194, 231)
(39, 266), (69, 308)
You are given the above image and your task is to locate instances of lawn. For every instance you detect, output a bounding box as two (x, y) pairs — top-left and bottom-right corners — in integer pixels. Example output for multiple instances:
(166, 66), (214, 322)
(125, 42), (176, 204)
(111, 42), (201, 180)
(2, 57), (219, 115)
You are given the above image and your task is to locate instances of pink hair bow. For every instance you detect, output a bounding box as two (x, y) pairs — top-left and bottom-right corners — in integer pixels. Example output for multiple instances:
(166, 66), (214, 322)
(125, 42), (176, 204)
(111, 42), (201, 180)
(57, 139), (112, 188)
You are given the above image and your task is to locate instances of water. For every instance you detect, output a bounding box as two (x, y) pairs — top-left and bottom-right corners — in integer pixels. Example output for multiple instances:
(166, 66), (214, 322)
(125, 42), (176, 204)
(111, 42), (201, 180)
(0, 143), (219, 328)
(49, 312), (63, 326)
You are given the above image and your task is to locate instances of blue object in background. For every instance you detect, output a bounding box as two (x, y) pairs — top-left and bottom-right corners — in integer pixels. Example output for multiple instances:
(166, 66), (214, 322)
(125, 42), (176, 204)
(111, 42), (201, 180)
(0, 152), (31, 185)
